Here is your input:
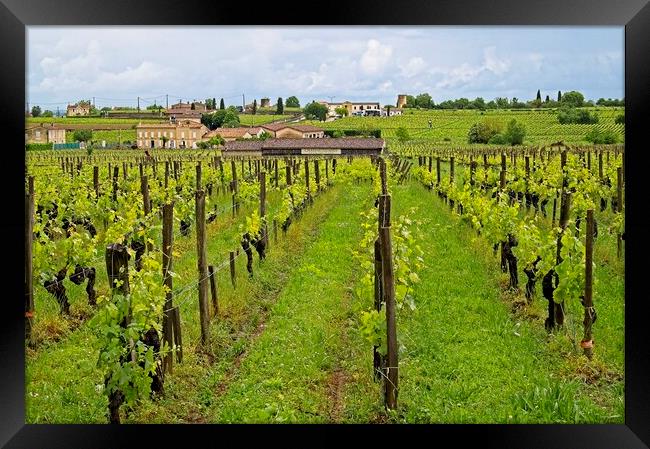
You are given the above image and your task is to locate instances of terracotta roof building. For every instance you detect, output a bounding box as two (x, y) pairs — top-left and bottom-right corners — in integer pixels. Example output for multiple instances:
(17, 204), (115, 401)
(25, 123), (66, 144)
(260, 123), (324, 139)
(204, 127), (266, 141)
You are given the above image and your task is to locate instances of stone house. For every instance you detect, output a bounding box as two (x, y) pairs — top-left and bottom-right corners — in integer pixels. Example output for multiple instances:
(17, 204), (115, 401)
(260, 123), (324, 138)
(25, 123), (66, 144)
(66, 102), (91, 116)
(136, 119), (209, 149)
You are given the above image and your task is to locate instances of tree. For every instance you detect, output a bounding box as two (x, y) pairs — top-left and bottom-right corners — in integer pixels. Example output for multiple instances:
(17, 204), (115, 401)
(259, 131), (272, 141)
(455, 98), (471, 109)
(487, 100), (497, 109)
(303, 101), (328, 121)
(161, 136), (169, 148)
(276, 97), (284, 115)
(415, 93), (434, 109)
(545, 95), (550, 103)
(31, 105), (41, 117)
(220, 98), (225, 110)
(557, 90), (562, 102)
(472, 97), (486, 110)
(201, 107), (240, 130)
(495, 97), (509, 109)
(405, 95), (417, 108)
(536, 89), (541, 101)
(503, 119), (526, 145)
(286, 96), (300, 108)
(73, 129), (93, 144)
(212, 98), (216, 110)
(395, 127), (410, 143)
(252, 99), (257, 115)
(557, 107), (598, 124)
(586, 128), (619, 144)
(468, 119), (503, 144)
(334, 106), (348, 117)
(222, 109), (240, 128)
(560, 91), (585, 107)
(42, 110), (53, 117)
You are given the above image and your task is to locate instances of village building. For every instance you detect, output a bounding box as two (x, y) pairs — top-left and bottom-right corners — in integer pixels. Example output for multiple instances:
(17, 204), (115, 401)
(223, 137), (384, 157)
(25, 123), (66, 144)
(164, 101), (210, 123)
(260, 123), (324, 138)
(319, 100), (381, 117)
(135, 119), (209, 149)
(66, 102), (91, 116)
(382, 107), (403, 116)
(204, 127), (266, 141)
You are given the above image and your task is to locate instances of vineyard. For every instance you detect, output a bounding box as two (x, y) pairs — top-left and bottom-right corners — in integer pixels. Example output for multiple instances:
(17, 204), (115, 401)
(305, 107), (624, 146)
(25, 143), (624, 423)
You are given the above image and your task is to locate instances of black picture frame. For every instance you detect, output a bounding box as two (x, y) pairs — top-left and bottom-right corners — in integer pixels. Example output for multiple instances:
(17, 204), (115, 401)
(2, 0), (649, 447)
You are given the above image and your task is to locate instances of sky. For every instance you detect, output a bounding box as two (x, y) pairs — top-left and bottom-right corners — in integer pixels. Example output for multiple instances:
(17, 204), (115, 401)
(26, 26), (624, 110)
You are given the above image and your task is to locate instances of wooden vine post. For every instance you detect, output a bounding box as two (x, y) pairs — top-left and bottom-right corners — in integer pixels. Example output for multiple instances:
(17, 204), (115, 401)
(617, 166), (623, 258)
(304, 157), (311, 203)
(259, 171), (268, 247)
(286, 159), (292, 186)
(161, 202), (176, 373)
(582, 209), (595, 359)
(314, 160), (320, 191)
(25, 176), (35, 344)
(436, 157), (441, 186)
(208, 265), (219, 318)
(93, 166), (100, 198)
(378, 157), (398, 410)
(229, 251), (237, 289)
(553, 150), (572, 328)
(231, 159), (239, 214)
(449, 156), (455, 209)
(195, 164), (210, 346)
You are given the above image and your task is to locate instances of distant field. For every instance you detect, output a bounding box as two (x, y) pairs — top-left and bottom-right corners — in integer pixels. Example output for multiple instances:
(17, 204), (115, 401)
(239, 114), (293, 125)
(303, 107), (624, 146)
(27, 117), (164, 125)
(65, 130), (136, 144)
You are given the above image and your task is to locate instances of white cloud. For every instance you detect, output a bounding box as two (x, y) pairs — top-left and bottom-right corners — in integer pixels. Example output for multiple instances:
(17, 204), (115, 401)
(400, 57), (426, 78)
(483, 47), (510, 75)
(360, 39), (393, 75)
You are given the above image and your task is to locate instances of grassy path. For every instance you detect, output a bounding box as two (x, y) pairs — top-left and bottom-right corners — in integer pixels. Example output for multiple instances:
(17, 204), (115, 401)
(341, 181), (623, 423)
(207, 182), (373, 423)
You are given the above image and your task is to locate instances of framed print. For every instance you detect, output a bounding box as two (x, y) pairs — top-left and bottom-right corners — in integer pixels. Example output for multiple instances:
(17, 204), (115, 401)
(2, 0), (649, 447)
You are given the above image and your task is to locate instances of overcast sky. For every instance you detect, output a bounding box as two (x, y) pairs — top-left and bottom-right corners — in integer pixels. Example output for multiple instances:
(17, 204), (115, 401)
(27, 26), (624, 109)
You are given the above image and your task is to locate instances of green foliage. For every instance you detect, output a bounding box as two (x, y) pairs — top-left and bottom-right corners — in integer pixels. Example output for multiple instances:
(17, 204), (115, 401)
(276, 97), (284, 115)
(31, 105), (42, 117)
(585, 128), (619, 144)
(202, 108), (240, 130)
(560, 91), (585, 108)
(615, 113), (624, 125)
(334, 106), (348, 117)
(395, 127), (411, 143)
(468, 119), (503, 144)
(73, 129), (93, 142)
(220, 98), (225, 110)
(503, 119), (526, 145)
(285, 96), (300, 108)
(252, 99), (257, 115)
(42, 110), (54, 117)
(303, 102), (328, 121)
(415, 93), (434, 109)
(488, 133), (508, 145)
(26, 142), (53, 151)
(557, 107), (599, 125)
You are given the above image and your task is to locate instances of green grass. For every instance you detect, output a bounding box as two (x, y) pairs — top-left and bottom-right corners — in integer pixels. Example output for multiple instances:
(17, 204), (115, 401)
(238, 114), (293, 126)
(25, 164), (623, 424)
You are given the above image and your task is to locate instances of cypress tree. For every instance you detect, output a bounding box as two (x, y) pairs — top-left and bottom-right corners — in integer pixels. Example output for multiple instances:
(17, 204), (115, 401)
(545, 95), (550, 103)
(558, 90), (562, 102)
(220, 98), (225, 110)
(536, 89), (541, 101)
(252, 99), (257, 115)
(212, 98), (216, 110)
(277, 97), (284, 115)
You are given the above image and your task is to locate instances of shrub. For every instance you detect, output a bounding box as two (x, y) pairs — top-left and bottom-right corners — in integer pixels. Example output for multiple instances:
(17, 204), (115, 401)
(557, 107), (598, 124)
(26, 143), (52, 151)
(615, 114), (625, 125)
(503, 119), (526, 145)
(468, 119), (503, 144)
(585, 128), (619, 144)
(395, 127), (410, 143)
(488, 133), (508, 145)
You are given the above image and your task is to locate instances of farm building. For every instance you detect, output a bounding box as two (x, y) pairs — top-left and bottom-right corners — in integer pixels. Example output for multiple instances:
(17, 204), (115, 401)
(223, 137), (384, 157)
(66, 102), (91, 116)
(320, 100), (381, 117)
(25, 123), (66, 144)
(382, 107), (403, 116)
(204, 127), (266, 141)
(135, 119), (209, 149)
(165, 101), (210, 123)
(260, 123), (324, 138)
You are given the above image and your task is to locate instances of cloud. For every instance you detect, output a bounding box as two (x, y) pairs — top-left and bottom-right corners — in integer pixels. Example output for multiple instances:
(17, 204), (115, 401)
(434, 46), (510, 89)
(359, 39), (393, 75)
(400, 57), (426, 78)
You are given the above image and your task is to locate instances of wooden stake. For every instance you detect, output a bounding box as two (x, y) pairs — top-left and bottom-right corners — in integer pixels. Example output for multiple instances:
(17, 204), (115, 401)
(208, 265), (219, 317)
(162, 202), (174, 373)
(582, 209), (595, 359)
(229, 251), (237, 289)
(195, 186), (210, 346)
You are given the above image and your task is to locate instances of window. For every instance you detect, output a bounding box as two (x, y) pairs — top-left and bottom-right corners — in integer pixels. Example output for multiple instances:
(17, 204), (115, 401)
(181, 132), (185, 138)
(139, 131), (142, 138)
(170, 132), (174, 138)
(144, 131), (148, 138)
(158, 131), (161, 137)
(35, 131), (41, 138)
